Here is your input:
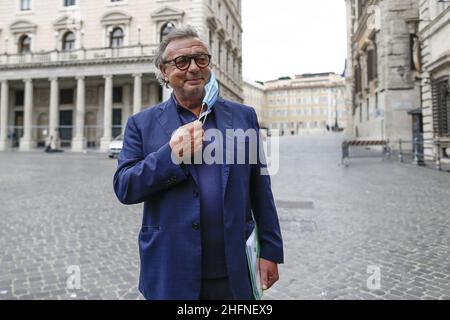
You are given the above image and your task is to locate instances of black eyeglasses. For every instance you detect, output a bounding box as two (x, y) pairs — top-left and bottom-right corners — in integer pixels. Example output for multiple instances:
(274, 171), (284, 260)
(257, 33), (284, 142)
(163, 54), (211, 71)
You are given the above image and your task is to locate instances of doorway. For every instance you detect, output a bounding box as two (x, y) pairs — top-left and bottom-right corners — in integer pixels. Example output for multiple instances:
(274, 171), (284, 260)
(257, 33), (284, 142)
(13, 111), (24, 148)
(59, 110), (73, 148)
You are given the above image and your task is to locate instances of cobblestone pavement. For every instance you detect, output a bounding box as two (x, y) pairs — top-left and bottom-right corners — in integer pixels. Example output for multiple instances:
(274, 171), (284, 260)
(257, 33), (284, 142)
(0, 133), (449, 300)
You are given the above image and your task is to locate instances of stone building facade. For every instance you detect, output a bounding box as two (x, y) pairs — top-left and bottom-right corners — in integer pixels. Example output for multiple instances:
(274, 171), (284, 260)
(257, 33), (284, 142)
(344, 0), (422, 144)
(242, 80), (265, 126)
(0, 0), (243, 151)
(244, 73), (348, 135)
(418, 0), (450, 162)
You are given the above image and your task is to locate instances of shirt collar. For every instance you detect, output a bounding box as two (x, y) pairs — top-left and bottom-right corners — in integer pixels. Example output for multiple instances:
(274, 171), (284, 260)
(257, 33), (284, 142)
(171, 93), (214, 118)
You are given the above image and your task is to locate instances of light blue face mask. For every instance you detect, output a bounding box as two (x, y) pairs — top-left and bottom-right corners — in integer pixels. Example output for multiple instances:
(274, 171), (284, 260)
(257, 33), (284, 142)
(198, 71), (219, 124)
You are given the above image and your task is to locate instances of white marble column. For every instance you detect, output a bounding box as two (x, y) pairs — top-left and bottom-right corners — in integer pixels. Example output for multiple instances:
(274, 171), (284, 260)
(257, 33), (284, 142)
(72, 76), (87, 152)
(19, 79), (35, 151)
(133, 73), (142, 114)
(122, 84), (131, 133)
(48, 77), (60, 149)
(100, 75), (113, 151)
(0, 80), (9, 150)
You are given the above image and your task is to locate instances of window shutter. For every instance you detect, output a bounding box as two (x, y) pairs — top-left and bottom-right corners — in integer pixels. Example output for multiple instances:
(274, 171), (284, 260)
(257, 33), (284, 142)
(431, 76), (450, 137)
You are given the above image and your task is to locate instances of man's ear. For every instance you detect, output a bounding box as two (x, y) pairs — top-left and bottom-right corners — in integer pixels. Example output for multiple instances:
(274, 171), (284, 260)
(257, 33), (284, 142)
(160, 64), (167, 78)
(160, 65), (170, 88)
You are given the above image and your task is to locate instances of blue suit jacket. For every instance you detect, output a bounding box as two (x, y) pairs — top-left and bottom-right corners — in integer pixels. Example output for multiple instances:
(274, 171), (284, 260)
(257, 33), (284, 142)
(113, 97), (284, 300)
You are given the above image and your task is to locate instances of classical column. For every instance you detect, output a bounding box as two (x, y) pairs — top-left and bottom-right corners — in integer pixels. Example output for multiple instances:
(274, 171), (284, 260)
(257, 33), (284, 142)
(19, 79), (35, 151)
(122, 84), (131, 133)
(0, 80), (9, 150)
(72, 76), (87, 152)
(48, 77), (60, 149)
(133, 73), (142, 114)
(100, 75), (113, 151)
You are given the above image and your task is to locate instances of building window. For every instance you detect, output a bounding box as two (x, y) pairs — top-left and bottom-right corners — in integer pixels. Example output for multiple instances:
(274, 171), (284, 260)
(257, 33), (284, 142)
(113, 86), (123, 103)
(60, 89), (74, 104)
(15, 90), (24, 106)
(366, 98), (370, 121)
(20, 0), (31, 10)
(354, 59), (361, 93)
(62, 31), (75, 51)
(209, 30), (213, 53)
(110, 27), (124, 47)
(63, 0), (75, 6)
(359, 103), (362, 123)
(226, 50), (229, 73)
(367, 44), (377, 82)
(431, 76), (450, 137)
(218, 41), (222, 65)
(18, 35), (31, 53)
(160, 22), (175, 42)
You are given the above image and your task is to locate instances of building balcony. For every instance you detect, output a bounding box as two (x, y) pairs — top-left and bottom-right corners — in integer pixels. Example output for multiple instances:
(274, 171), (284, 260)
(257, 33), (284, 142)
(0, 44), (159, 69)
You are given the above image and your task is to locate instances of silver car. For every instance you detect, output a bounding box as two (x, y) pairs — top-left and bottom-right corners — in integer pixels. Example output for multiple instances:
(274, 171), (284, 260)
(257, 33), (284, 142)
(108, 134), (124, 158)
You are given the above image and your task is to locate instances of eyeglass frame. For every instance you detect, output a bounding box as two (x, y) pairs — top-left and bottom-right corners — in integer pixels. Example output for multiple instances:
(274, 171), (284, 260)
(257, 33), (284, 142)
(163, 53), (212, 71)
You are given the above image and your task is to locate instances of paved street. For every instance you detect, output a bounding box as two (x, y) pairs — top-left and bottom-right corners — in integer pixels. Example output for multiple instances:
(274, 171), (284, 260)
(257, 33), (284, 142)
(0, 133), (449, 300)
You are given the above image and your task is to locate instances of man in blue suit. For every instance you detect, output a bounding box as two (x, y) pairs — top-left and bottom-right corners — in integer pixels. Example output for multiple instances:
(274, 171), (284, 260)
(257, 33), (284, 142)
(113, 26), (283, 300)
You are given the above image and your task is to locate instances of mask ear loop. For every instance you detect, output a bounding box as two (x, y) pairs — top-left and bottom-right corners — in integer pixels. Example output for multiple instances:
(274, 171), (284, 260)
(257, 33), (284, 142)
(199, 103), (208, 125)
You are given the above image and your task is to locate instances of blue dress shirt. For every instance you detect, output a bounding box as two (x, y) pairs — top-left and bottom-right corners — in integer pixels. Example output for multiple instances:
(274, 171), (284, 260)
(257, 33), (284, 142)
(172, 95), (227, 279)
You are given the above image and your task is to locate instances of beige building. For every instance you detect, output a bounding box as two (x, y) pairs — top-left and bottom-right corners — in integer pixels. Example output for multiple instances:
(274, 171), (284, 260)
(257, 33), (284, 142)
(0, 0), (243, 152)
(242, 80), (265, 125)
(418, 0), (450, 162)
(344, 0), (422, 143)
(244, 73), (348, 135)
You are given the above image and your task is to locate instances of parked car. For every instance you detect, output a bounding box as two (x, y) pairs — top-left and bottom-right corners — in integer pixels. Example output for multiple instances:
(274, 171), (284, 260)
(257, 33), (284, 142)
(108, 134), (123, 158)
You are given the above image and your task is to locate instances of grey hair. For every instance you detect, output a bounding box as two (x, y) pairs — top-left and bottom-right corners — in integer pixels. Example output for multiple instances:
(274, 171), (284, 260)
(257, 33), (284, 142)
(154, 25), (209, 88)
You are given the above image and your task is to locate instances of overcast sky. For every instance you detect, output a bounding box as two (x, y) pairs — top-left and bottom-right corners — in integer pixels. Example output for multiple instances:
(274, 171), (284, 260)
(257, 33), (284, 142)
(241, 0), (348, 83)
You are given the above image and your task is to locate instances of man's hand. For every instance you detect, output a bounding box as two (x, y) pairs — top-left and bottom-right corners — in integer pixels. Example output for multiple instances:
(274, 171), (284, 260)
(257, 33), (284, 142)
(259, 258), (279, 290)
(170, 120), (204, 164)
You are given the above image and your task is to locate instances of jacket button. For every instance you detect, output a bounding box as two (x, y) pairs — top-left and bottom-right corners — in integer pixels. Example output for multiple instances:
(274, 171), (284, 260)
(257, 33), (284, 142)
(192, 222), (200, 230)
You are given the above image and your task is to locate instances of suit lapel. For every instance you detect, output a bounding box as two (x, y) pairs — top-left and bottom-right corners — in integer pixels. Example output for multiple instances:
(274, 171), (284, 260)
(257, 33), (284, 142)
(156, 98), (200, 187)
(156, 98), (182, 140)
(214, 99), (233, 203)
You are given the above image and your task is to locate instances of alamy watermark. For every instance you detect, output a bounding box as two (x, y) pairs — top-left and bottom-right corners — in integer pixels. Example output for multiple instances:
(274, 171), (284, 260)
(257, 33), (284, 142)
(170, 128), (280, 176)
(66, 265), (81, 298)
(366, 265), (381, 290)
